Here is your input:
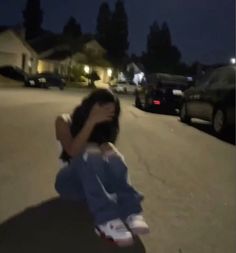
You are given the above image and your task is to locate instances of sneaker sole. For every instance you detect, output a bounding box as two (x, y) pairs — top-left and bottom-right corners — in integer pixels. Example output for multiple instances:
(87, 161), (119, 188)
(94, 228), (134, 247)
(130, 227), (150, 236)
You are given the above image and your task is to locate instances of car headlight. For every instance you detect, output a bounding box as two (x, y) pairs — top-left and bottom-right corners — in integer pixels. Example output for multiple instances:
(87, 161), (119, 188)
(29, 80), (35, 85)
(38, 77), (47, 83)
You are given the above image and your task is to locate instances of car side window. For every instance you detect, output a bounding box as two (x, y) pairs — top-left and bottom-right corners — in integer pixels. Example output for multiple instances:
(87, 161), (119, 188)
(208, 70), (221, 85)
(209, 68), (235, 88)
(224, 69), (235, 85)
(195, 71), (212, 88)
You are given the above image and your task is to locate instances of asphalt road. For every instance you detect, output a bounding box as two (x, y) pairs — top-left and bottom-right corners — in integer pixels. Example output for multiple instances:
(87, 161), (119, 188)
(0, 86), (235, 253)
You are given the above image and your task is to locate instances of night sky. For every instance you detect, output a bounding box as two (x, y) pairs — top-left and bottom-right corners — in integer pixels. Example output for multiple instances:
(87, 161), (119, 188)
(0, 0), (235, 64)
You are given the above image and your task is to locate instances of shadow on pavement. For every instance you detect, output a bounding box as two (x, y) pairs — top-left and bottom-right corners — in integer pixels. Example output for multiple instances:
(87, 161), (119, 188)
(188, 120), (235, 145)
(133, 104), (178, 117)
(0, 198), (146, 253)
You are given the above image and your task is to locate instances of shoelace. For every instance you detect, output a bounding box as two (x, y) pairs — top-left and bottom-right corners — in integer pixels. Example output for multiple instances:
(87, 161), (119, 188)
(110, 221), (127, 232)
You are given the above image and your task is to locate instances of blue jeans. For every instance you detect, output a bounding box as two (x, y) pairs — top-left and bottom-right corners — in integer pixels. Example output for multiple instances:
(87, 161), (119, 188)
(55, 149), (143, 225)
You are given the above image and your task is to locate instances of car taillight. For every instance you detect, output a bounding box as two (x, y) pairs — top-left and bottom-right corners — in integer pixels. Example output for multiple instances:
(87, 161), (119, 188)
(153, 100), (161, 105)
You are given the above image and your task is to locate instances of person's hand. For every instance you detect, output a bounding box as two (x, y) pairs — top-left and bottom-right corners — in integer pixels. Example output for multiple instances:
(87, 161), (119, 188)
(87, 103), (115, 126)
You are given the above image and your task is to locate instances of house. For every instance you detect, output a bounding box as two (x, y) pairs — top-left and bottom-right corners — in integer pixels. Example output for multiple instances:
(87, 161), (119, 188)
(28, 32), (69, 75)
(71, 39), (113, 83)
(30, 33), (113, 83)
(0, 28), (113, 84)
(0, 29), (37, 74)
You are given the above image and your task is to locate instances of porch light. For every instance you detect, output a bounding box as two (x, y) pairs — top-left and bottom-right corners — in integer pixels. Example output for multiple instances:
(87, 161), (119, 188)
(107, 68), (113, 77)
(84, 65), (90, 74)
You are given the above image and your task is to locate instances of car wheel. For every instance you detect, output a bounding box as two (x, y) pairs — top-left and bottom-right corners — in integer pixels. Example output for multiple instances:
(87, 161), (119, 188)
(144, 97), (151, 112)
(213, 108), (226, 135)
(41, 83), (49, 89)
(135, 94), (142, 108)
(59, 85), (64, 90)
(180, 103), (191, 123)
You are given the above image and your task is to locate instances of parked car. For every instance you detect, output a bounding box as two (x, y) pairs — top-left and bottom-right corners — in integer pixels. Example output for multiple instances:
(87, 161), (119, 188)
(112, 81), (138, 94)
(25, 72), (66, 90)
(180, 65), (235, 135)
(135, 73), (192, 113)
(0, 65), (28, 81)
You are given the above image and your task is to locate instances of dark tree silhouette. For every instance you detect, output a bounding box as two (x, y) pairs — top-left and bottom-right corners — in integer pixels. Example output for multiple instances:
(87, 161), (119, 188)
(144, 20), (181, 73)
(109, 0), (129, 65)
(160, 22), (172, 49)
(147, 21), (160, 56)
(96, 2), (112, 50)
(23, 0), (43, 40)
(63, 17), (82, 39)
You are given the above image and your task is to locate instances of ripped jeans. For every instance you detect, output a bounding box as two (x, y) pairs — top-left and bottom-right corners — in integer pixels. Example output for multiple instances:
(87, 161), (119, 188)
(55, 144), (143, 225)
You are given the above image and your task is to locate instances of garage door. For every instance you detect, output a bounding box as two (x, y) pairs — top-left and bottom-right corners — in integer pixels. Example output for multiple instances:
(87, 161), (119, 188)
(0, 51), (17, 67)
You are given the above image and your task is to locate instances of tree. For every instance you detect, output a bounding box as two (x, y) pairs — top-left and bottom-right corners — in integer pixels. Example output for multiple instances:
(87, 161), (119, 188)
(63, 17), (82, 40)
(96, 2), (112, 50)
(160, 22), (172, 50)
(147, 21), (161, 56)
(144, 21), (181, 73)
(109, 0), (129, 65)
(23, 0), (43, 40)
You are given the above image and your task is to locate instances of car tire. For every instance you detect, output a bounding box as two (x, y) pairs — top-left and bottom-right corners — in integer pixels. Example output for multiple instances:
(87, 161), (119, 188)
(42, 83), (49, 89)
(135, 94), (142, 108)
(59, 85), (64, 90)
(180, 103), (191, 123)
(143, 97), (151, 112)
(212, 108), (226, 136)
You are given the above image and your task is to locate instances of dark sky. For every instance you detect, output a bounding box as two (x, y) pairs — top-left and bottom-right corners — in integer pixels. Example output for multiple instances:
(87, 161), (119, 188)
(0, 0), (235, 64)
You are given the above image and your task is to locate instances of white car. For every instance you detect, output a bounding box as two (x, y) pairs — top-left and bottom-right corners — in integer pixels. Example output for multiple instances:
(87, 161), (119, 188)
(112, 81), (138, 94)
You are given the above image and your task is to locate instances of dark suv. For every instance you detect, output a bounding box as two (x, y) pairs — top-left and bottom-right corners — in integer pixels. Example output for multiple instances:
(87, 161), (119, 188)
(180, 65), (235, 135)
(25, 72), (65, 90)
(135, 73), (192, 113)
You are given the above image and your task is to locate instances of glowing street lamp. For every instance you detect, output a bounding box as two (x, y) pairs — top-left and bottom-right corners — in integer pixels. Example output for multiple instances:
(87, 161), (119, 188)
(84, 65), (90, 74)
(230, 58), (236, 64)
(107, 68), (113, 77)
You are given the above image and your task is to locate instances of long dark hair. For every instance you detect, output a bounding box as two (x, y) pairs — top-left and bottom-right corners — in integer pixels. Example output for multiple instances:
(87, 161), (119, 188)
(60, 89), (121, 162)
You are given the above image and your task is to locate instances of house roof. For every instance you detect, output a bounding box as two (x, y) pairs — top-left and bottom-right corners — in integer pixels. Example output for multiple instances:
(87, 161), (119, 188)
(0, 29), (37, 56)
(72, 50), (111, 67)
(83, 39), (106, 54)
(44, 49), (72, 61)
(29, 32), (63, 54)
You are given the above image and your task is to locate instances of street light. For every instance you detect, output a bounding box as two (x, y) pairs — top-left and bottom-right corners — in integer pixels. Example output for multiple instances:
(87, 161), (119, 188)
(84, 65), (90, 74)
(230, 58), (236, 64)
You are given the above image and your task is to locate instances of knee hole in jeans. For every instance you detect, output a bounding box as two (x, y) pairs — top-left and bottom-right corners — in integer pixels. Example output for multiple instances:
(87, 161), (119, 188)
(83, 147), (102, 161)
(103, 150), (124, 162)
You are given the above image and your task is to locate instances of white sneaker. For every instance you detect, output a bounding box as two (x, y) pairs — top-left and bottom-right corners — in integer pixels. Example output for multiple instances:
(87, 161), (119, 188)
(95, 218), (134, 247)
(126, 214), (150, 235)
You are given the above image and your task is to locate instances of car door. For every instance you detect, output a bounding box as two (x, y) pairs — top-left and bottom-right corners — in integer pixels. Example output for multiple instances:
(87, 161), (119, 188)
(186, 72), (212, 118)
(200, 69), (226, 121)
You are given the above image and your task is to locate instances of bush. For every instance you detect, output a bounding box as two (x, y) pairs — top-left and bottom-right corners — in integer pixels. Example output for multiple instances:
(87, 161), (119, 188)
(70, 65), (84, 82)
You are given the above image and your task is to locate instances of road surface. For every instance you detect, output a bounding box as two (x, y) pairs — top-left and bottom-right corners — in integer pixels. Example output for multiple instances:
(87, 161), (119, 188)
(0, 86), (235, 253)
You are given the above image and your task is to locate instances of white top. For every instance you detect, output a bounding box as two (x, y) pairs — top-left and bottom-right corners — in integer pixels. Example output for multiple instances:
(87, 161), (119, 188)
(57, 113), (72, 167)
